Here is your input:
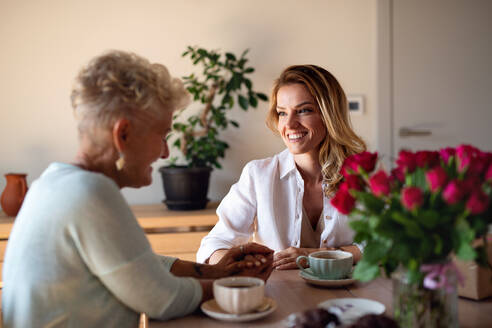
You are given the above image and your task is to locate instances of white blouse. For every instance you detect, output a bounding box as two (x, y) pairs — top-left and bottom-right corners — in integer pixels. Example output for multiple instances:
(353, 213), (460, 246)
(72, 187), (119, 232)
(196, 149), (360, 263)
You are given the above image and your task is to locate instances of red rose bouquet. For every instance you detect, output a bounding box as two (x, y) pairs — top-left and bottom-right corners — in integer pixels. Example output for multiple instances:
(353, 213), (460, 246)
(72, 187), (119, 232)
(331, 144), (492, 285)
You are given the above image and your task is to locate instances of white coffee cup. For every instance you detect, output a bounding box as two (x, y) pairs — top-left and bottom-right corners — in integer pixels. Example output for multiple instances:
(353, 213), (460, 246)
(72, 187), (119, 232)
(213, 277), (265, 314)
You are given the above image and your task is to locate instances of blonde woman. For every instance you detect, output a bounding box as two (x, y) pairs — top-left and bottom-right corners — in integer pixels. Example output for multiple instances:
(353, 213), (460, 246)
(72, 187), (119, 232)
(2, 51), (272, 328)
(197, 65), (365, 269)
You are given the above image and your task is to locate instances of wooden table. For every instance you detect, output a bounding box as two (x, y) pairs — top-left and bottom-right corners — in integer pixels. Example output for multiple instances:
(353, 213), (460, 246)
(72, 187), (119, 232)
(150, 270), (492, 328)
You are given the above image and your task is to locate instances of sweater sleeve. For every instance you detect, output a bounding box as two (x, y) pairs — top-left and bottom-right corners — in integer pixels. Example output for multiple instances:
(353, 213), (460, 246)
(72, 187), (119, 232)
(67, 177), (202, 320)
(98, 250), (202, 320)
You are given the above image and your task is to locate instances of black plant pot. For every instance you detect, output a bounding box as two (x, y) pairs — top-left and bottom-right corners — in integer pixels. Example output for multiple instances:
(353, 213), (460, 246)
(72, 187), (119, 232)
(158, 166), (212, 211)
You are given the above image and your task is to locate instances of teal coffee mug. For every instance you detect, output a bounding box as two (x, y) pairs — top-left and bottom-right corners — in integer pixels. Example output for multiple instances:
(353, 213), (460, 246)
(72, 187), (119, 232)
(296, 250), (353, 280)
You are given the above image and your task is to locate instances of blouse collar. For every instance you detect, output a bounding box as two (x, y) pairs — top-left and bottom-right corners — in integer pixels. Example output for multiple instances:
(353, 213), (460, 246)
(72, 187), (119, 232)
(278, 149), (297, 179)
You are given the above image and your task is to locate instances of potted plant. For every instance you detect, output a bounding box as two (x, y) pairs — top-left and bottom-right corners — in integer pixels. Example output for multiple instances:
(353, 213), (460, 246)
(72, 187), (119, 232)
(331, 145), (492, 327)
(159, 46), (268, 210)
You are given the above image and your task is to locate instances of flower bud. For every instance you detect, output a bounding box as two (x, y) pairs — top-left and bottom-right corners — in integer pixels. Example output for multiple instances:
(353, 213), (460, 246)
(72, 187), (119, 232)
(442, 180), (463, 205)
(425, 166), (448, 193)
(401, 187), (423, 211)
(416, 151), (440, 169)
(466, 190), (489, 215)
(369, 170), (390, 197)
(439, 147), (456, 165)
(456, 144), (480, 173)
(345, 174), (363, 191)
(331, 186), (356, 215)
(397, 150), (417, 174)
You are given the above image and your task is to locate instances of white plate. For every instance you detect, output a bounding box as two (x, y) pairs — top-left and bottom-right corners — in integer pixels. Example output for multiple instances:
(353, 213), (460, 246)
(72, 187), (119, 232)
(299, 268), (356, 287)
(318, 298), (385, 325)
(201, 297), (276, 322)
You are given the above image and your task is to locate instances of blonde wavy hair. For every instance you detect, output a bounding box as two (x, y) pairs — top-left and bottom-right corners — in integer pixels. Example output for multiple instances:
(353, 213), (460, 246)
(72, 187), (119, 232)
(71, 50), (190, 135)
(266, 65), (366, 196)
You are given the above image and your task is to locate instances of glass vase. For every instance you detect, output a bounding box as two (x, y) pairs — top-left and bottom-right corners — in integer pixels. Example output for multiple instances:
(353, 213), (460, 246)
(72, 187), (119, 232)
(392, 264), (458, 328)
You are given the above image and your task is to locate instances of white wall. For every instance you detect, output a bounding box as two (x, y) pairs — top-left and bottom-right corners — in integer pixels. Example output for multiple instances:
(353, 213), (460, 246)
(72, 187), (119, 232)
(0, 0), (377, 204)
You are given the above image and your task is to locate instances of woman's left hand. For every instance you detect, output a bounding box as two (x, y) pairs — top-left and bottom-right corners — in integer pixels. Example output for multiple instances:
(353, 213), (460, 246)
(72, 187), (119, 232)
(273, 247), (318, 270)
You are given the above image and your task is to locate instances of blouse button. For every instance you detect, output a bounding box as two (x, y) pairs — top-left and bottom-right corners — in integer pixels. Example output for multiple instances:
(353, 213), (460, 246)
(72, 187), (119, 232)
(325, 216), (331, 220)
(323, 239), (328, 243)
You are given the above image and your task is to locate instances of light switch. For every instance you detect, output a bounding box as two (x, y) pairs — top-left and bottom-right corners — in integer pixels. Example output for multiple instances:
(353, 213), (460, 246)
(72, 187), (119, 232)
(347, 95), (364, 114)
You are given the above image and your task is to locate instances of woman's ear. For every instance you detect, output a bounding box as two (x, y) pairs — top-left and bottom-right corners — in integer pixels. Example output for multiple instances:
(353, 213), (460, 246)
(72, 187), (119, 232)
(112, 118), (130, 153)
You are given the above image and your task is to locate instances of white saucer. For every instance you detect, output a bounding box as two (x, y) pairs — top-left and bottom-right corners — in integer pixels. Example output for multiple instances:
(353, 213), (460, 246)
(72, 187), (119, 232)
(299, 268), (356, 287)
(201, 297), (276, 322)
(318, 298), (385, 325)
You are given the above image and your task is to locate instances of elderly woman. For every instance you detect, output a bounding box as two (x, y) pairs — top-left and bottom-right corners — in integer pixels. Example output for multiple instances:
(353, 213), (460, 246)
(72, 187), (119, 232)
(197, 65), (366, 269)
(2, 51), (272, 327)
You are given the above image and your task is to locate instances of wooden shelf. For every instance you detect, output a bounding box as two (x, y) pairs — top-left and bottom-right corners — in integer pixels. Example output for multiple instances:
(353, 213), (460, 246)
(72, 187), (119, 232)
(0, 203), (219, 240)
(133, 203), (218, 233)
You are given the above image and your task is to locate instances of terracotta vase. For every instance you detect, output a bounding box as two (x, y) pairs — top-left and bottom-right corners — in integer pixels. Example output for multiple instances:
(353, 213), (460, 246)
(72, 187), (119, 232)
(1, 173), (28, 217)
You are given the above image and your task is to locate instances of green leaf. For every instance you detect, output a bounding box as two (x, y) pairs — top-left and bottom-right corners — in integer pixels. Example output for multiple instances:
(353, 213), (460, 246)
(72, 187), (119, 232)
(406, 267), (423, 285)
(225, 52), (236, 61)
(238, 94), (249, 110)
(225, 79), (234, 93)
(349, 219), (370, 233)
(412, 168), (427, 190)
(244, 67), (254, 73)
(353, 191), (385, 213)
(232, 73), (242, 89)
(221, 94), (232, 106)
(353, 260), (380, 282)
(391, 243), (412, 262)
(227, 95), (234, 108)
(433, 234), (443, 254)
(417, 210), (440, 229)
(363, 241), (390, 263)
(455, 217), (475, 244)
(249, 95), (258, 108)
(368, 215), (381, 229)
(230, 120), (239, 128)
(238, 58), (248, 69)
(408, 258), (418, 272)
(256, 92), (268, 101)
(353, 232), (372, 244)
(470, 216), (488, 236)
(244, 78), (252, 89)
(240, 48), (250, 58)
(391, 212), (423, 237)
(197, 48), (207, 56)
(457, 242), (477, 260)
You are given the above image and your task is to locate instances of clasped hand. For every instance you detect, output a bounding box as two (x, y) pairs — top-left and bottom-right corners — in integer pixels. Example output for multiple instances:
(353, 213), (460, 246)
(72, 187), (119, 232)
(216, 242), (274, 281)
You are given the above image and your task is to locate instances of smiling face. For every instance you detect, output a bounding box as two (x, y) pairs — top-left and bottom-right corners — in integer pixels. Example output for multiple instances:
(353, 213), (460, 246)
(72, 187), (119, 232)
(276, 83), (327, 157)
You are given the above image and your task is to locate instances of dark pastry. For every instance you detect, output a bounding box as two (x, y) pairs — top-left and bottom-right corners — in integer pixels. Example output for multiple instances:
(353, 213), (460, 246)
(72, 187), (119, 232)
(347, 314), (399, 328)
(285, 308), (341, 328)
